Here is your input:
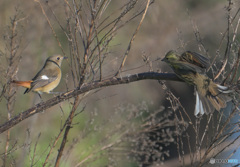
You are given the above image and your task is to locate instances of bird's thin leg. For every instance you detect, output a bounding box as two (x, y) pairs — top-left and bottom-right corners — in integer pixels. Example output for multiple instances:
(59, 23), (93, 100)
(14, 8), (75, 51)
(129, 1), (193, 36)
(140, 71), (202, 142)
(37, 92), (44, 103)
(37, 92), (42, 100)
(36, 92), (46, 113)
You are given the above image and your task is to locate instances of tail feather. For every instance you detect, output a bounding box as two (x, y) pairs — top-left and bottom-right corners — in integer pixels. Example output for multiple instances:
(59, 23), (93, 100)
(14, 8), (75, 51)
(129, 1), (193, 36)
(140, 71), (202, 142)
(195, 83), (232, 116)
(208, 83), (232, 111)
(200, 93), (215, 114)
(207, 95), (226, 111)
(194, 90), (215, 116)
(194, 91), (204, 116)
(12, 80), (32, 89)
(217, 84), (233, 93)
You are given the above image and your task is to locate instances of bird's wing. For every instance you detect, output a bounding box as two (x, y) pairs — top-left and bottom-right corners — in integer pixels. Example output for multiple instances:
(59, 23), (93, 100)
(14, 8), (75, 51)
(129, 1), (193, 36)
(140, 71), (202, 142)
(181, 51), (210, 69)
(30, 68), (59, 90)
(173, 61), (206, 73)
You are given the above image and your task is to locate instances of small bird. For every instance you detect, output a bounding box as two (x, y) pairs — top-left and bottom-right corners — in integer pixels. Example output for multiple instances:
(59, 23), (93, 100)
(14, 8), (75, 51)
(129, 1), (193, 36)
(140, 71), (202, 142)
(12, 55), (67, 94)
(162, 50), (232, 116)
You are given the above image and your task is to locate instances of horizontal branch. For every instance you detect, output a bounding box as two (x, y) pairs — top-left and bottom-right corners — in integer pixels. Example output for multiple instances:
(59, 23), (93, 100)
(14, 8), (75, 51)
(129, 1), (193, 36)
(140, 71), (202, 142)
(0, 72), (180, 134)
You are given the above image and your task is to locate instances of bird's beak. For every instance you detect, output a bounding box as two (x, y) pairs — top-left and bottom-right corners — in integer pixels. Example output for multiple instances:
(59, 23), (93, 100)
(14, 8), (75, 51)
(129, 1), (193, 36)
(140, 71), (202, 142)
(161, 57), (166, 62)
(63, 57), (68, 60)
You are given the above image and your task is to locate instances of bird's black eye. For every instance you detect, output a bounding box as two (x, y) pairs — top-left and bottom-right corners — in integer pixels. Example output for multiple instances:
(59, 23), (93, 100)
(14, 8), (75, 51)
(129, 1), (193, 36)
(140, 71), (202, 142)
(57, 57), (60, 60)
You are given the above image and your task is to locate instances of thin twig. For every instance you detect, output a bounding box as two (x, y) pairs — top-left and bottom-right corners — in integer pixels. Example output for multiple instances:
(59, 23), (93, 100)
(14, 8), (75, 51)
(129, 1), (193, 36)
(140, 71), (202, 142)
(30, 133), (41, 167)
(34, 0), (66, 56)
(115, 0), (150, 76)
(200, 107), (237, 165)
(3, 9), (23, 166)
(54, 96), (81, 167)
(43, 116), (69, 167)
(214, 0), (234, 80)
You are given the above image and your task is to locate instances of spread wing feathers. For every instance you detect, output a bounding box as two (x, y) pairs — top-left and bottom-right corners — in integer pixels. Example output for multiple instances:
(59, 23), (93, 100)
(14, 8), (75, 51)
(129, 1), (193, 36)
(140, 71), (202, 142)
(217, 84), (233, 93)
(181, 51), (210, 69)
(194, 89), (215, 116)
(194, 84), (232, 116)
(207, 84), (232, 111)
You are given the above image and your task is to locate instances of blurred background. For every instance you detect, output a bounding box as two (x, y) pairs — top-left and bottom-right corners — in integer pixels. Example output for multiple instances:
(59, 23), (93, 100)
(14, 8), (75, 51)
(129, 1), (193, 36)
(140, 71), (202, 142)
(0, 0), (239, 166)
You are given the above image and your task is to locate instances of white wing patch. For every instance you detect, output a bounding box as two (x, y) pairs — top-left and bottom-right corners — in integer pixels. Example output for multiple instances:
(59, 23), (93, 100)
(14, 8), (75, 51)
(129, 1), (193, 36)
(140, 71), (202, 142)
(41, 75), (49, 80)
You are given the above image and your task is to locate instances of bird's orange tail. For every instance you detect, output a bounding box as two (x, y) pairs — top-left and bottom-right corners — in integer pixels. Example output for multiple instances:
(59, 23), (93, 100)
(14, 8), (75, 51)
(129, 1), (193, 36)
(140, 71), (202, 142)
(12, 80), (32, 88)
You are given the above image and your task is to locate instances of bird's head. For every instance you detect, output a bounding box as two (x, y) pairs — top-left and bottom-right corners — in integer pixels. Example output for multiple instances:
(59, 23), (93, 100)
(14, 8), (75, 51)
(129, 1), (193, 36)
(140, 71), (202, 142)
(162, 50), (180, 64)
(46, 55), (68, 67)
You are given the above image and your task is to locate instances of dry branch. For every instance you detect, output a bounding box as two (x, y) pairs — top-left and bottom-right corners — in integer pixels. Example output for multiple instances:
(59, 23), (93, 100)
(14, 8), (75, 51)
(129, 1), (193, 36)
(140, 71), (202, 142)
(115, 0), (150, 76)
(54, 96), (80, 167)
(0, 72), (180, 134)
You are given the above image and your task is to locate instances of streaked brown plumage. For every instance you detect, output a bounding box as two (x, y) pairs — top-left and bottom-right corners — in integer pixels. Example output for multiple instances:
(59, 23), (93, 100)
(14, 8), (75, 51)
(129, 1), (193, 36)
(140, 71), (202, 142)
(162, 50), (232, 116)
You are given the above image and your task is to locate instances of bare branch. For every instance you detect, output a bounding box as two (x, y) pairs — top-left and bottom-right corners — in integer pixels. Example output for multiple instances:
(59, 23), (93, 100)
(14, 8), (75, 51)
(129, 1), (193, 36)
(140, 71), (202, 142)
(54, 96), (81, 167)
(34, 0), (66, 56)
(0, 72), (180, 134)
(115, 0), (150, 76)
